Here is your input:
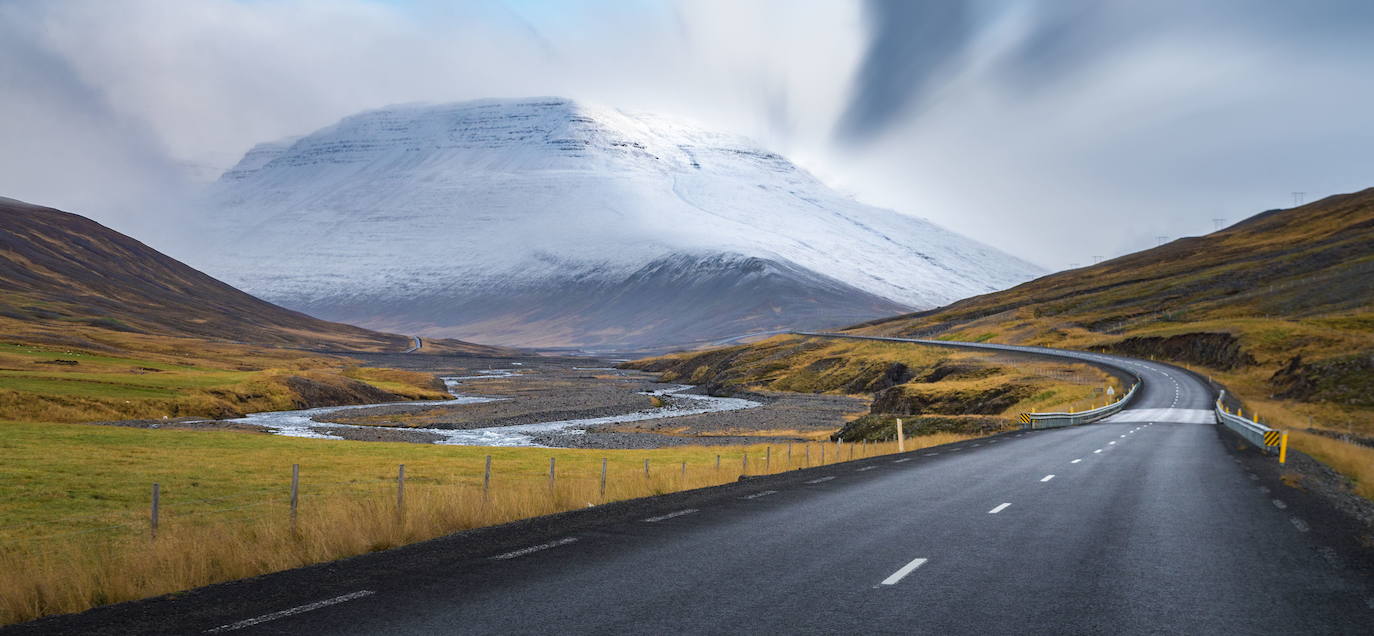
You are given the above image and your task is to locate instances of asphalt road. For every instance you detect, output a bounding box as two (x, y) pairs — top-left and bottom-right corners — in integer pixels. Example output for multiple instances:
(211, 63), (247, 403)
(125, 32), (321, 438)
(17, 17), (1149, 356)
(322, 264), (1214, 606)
(9, 337), (1372, 635)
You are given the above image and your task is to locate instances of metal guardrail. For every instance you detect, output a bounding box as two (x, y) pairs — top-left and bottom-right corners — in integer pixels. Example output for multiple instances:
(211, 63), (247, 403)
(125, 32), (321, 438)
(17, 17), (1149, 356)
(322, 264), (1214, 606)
(1214, 390), (1281, 454)
(1020, 381), (1141, 430)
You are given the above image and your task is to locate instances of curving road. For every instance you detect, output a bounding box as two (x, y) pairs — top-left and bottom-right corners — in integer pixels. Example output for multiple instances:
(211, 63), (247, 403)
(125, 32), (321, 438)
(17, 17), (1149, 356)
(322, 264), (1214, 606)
(8, 337), (1372, 635)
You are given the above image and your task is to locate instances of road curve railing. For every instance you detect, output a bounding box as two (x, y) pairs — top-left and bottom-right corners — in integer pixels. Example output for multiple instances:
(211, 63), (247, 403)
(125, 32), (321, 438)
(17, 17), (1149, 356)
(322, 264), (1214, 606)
(791, 332), (1143, 431)
(1019, 381), (1139, 430)
(1215, 390), (1281, 454)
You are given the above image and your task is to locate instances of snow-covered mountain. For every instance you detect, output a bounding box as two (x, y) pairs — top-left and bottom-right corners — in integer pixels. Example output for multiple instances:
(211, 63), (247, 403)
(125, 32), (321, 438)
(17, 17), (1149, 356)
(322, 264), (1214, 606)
(183, 98), (1041, 349)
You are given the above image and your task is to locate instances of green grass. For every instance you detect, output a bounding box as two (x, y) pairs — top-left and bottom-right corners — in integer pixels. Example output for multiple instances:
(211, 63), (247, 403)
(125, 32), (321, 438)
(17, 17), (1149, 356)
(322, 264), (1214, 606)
(0, 375), (181, 399)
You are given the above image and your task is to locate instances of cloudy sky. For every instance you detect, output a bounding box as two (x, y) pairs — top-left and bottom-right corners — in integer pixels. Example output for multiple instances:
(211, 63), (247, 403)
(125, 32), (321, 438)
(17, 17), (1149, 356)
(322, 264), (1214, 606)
(3, 0), (1372, 269)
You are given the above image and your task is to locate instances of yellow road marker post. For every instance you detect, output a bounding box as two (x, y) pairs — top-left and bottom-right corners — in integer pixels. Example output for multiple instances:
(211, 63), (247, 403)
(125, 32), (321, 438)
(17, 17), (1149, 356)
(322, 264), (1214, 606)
(1279, 432), (1289, 464)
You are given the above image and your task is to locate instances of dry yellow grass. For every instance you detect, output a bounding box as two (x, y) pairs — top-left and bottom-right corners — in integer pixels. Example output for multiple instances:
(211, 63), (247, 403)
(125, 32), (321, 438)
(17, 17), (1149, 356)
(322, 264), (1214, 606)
(1214, 388), (1374, 501)
(1284, 431), (1374, 500)
(0, 431), (974, 626)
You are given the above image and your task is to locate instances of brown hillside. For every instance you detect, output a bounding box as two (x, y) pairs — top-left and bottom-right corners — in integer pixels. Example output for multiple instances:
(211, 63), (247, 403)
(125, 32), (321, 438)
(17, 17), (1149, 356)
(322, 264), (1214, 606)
(0, 197), (504, 355)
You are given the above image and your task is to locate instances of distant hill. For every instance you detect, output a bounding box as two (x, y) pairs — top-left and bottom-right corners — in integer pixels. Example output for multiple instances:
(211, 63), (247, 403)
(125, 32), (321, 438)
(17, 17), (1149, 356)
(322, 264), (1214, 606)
(852, 187), (1374, 347)
(0, 196), (505, 356)
(843, 187), (1374, 433)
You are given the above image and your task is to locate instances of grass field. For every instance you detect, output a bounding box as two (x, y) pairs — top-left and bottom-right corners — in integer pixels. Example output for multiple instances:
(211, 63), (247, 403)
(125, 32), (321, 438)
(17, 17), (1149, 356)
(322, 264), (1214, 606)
(0, 336), (450, 424)
(0, 419), (975, 625)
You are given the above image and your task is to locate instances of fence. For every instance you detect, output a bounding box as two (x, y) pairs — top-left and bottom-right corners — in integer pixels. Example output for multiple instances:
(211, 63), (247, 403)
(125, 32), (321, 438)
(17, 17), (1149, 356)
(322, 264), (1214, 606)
(0, 433), (975, 626)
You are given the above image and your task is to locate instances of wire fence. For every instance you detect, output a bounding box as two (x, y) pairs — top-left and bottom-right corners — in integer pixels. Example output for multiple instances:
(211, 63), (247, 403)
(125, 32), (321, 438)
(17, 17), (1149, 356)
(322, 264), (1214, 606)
(1, 439), (948, 556)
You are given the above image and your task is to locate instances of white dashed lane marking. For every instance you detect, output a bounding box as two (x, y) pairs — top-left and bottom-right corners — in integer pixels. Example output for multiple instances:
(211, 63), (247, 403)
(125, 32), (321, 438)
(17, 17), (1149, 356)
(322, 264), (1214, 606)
(1071, 459), (1082, 464)
(1040, 474), (1055, 482)
(879, 557), (929, 586)
(492, 537), (579, 560)
(205, 591), (376, 633)
(988, 503), (1012, 514)
(643, 509), (698, 523)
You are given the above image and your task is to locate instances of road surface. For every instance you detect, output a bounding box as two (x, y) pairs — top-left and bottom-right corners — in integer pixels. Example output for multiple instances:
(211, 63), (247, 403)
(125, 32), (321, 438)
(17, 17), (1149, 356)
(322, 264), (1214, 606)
(9, 337), (1372, 635)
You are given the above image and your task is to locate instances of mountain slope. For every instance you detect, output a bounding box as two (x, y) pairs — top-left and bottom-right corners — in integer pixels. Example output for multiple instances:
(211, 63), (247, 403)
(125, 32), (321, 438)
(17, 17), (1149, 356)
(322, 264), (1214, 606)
(0, 196), (502, 355)
(842, 187), (1374, 434)
(184, 97), (1041, 349)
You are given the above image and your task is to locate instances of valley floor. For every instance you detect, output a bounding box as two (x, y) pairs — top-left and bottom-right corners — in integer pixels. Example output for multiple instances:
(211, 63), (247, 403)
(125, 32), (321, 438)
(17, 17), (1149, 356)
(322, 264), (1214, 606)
(249, 352), (866, 449)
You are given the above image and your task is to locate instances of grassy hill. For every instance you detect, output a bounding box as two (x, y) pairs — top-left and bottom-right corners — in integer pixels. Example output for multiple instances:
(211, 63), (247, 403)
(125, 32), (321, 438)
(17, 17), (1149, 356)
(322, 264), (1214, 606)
(0, 196), (513, 422)
(625, 335), (1122, 442)
(843, 187), (1374, 437)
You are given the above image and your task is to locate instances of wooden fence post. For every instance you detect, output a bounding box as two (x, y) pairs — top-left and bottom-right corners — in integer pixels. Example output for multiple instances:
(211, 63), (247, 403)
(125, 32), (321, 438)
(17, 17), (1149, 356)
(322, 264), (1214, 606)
(483, 455), (492, 502)
(396, 464), (406, 520)
(644, 458), (650, 479)
(600, 458), (608, 501)
(150, 483), (160, 540)
(290, 464), (299, 528)
(548, 457), (556, 492)
(765, 447), (771, 473)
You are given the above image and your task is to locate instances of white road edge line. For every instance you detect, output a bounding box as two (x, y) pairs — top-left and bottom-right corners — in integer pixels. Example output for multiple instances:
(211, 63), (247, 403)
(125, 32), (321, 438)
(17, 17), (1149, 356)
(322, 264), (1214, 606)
(894, 458), (913, 463)
(205, 591), (376, 633)
(492, 537), (579, 560)
(805, 476), (836, 484)
(742, 490), (777, 500)
(856, 466), (875, 472)
(643, 509), (699, 523)
(880, 557), (929, 586)
(1040, 474), (1055, 482)
(1070, 459), (1083, 464)
(988, 503), (1012, 514)
(1093, 449), (1103, 454)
